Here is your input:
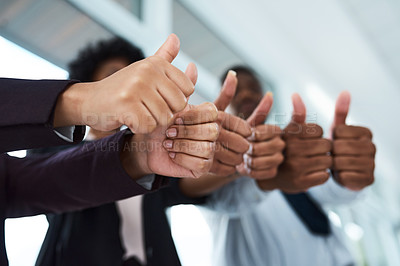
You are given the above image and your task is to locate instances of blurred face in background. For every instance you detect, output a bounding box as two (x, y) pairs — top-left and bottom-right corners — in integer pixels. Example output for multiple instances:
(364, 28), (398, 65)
(231, 71), (263, 120)
(92, 57), (130, 81)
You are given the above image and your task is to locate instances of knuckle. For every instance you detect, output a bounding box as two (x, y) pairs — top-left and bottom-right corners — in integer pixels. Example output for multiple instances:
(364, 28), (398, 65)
(321, 172), (330, 182)
(186, 84), (195, 95)
(209, 123), (220, 141)
(165, 112), (174, 124)
(205, 142), (215, 158)
(240, 140), (251, 154)
(276, 153), (285, 165)
(197, 160), (208, 172)
(204, 102), (218, 120)
(174, 98), (187, 112)
(322, 139), (332, 153)
(370, 143), (377, 155)
(138, 60), (154, 73)
(204, 159), (213, 171)
(366, 175), (375, 186)
(273, 138), (286, 152)
(268, 168), (278, 178)
(278, 138), (286, 150)
(233, 154), (244, 165)
(273, 125), (283, 135)
(232, 137), (249, 154)
(368, 159), (375, 171)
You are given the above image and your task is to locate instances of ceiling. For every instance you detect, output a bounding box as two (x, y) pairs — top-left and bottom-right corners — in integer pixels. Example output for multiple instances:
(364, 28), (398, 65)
(0, 0), (112, 69)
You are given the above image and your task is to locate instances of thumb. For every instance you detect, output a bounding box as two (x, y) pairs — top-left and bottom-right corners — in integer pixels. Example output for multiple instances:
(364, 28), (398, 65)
(180, 63), (198, 113)
(332, 91), (351, 127)
(247, 92), (273, 127)
(154, 34), (180, 63)
(214, 70), (237, 111)
(185, 62), (198, 86)
(291, 93), (306, 124)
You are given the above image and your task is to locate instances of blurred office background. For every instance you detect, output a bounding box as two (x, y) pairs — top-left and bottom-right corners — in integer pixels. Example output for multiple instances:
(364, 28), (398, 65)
(1, 0), (399, 265)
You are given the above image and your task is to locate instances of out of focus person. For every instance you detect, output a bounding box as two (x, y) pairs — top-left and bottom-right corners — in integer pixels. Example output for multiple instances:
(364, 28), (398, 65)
(0, 33), (219, 266)
(34, 37), (218, 266)
(179, 66), (375, 266)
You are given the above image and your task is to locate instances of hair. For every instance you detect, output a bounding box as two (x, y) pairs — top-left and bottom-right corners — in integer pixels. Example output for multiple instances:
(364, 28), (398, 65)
(68, 37), (145, 82)
(220, 65), (258, 84)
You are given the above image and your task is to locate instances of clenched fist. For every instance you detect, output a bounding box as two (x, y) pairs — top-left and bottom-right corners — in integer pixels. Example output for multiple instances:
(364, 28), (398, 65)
(55, 34), (196, 134)
(211, 70), (252, 176)
(257, 94), (331, 193)
(237, 92), (285, 180)
(331, 91), (375, 190)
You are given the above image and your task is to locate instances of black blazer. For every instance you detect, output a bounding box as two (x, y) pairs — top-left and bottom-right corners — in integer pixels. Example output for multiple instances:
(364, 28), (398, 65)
(35, 177), (206, 266)
(0, 78), (166, 265)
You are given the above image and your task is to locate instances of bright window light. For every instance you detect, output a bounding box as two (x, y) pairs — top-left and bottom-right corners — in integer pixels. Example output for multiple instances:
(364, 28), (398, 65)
(305, 83), (354, 125)
(305, 83), (335, 120)
(170, 205), (212, 266)
(0, 36), (68, 79)
(0, 35), (68, 266)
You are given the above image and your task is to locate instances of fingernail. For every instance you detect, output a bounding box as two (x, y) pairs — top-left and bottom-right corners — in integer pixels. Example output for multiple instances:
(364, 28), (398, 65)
(168, 152), (176, 159)
(267, 91), (273, 97)
(244, 162), (251, 175)
(223, 70), (237, 87)
(175, 117), (184, 125)
(228, 70), (237, 77)
(243, 154), (250, 165)
(247, 143), (253, 154)
(244, 154), (252, 168)
(163, 140), (173, 149)
(248, 128), (256, 141)
(166, 128), (177, 138)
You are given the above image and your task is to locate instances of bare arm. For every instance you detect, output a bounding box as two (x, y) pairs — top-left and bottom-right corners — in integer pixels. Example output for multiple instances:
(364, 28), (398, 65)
(179, 173), (240, 198)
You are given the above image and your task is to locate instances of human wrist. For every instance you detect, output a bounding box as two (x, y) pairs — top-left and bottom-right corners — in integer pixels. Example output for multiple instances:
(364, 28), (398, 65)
(120, 134), (151, 180)
(256, 179), (278, 191)
(53, 82), (92, 127)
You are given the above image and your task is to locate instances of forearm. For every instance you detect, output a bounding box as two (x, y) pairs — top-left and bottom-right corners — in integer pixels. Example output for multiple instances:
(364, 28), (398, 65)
(179, 172), (240, 198)
(0, 78), (85, 152)
(4, 130), (154, 218)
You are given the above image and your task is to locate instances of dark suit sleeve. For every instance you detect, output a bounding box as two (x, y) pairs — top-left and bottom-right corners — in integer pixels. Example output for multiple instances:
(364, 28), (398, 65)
(1, 130), (164, 218)
(0, 78), (85, 153)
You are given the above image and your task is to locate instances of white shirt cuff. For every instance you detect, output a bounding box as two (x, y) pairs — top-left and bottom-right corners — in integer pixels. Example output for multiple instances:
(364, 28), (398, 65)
(53, 126), (75, 142)
(136, 174), (155, 190)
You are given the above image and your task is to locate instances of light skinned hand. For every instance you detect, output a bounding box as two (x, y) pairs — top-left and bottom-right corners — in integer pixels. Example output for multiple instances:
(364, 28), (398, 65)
(122, 102), (219, 179)
(55, 34), (195, 134)
(331, 91), (375, 191)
